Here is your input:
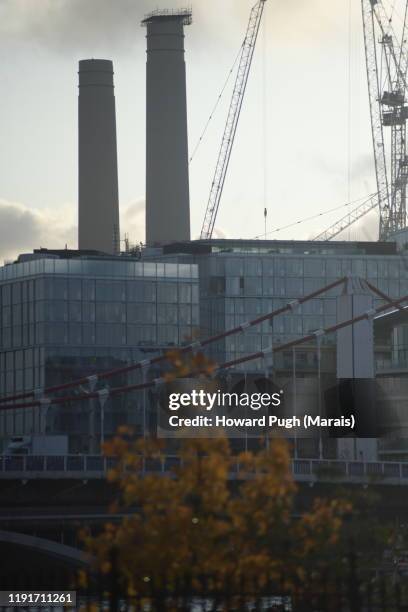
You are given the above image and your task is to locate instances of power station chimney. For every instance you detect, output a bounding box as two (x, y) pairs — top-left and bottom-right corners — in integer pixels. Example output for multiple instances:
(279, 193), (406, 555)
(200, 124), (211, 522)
(78, 59), (120, 254)
(142, 9), (192, 245)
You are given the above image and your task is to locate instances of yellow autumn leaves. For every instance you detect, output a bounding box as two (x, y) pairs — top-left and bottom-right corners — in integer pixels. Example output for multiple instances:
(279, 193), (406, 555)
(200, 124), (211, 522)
(82, 432), (352, 599)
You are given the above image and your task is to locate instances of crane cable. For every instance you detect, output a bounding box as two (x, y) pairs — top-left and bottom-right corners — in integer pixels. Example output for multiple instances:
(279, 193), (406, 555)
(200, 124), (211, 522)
(0, 277), (348, 407)
(189, 43), (244, 164)
(347, 0), (353, 240)
(398, 0), (408, 75)
(3, 286), (407, 412)
(252, 192), (379, 239)
(262, 11), (268, 236)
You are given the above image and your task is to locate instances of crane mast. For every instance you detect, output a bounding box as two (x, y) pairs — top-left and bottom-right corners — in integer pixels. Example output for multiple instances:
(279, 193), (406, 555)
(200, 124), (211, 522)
(314, 0), (408, 242)
(371, 0), (408, 236)
(200, 0), (266, 240)
(361, 0), (391, 238)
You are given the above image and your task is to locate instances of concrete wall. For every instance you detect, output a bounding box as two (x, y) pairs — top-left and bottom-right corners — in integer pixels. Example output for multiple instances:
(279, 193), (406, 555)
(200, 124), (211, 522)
(337, 277), (375, 379)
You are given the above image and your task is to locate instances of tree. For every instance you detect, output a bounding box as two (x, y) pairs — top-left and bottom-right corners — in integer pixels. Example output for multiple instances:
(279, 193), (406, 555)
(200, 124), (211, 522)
(82, 432), (355, 606)
(80, 350), (394, 609)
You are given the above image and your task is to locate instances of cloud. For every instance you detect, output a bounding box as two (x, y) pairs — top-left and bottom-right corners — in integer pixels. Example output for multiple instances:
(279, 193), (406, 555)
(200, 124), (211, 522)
(121, 198), (145, 246)
(212, 227), (229, 239)
(0, 0), (151, 50)
(0, 199), (76, 263)
(0, 197), (147, 262)
(191, 225), (229, 240)
(0, 0), (196, 51)
(121, 199), (228, 244)
(346, 209), (379, 241)
(0, 0), (361, 52)
(310, 207), (379, 242)
(350, 154), (375, 184)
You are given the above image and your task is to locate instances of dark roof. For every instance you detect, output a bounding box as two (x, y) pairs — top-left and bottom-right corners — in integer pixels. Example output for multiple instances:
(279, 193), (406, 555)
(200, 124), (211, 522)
(163, 239), (398, 257)
(33, 248), (107, 259)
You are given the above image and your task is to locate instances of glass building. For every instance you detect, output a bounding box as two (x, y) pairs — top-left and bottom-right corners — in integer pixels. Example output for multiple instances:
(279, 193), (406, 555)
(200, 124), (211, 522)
(0, 250), (199, 449)
(159, 239), (408, 373)
(0, 239), (407, 454)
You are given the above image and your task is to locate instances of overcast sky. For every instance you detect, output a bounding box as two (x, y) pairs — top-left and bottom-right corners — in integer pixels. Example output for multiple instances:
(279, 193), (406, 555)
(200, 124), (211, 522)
(0, 0), (405, 261)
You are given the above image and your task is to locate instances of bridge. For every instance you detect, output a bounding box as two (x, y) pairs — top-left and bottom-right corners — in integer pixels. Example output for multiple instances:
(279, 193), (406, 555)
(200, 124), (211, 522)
(1, 454), (408, 583)
(1, 454), (408, 486)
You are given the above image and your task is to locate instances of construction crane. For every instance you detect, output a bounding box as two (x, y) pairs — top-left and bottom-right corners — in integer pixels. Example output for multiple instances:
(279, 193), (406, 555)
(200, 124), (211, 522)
(313, 192), (381, 241)
(370, 0), (408, 237)
(200, 0), (267, 240)
(361, 0), (392, 239)
(314, 0), (408, 242)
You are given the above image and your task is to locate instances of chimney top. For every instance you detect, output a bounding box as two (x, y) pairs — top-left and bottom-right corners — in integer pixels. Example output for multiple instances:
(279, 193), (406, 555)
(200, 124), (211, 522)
(78, 59), (114, 88)
(141, 8), (192, 26)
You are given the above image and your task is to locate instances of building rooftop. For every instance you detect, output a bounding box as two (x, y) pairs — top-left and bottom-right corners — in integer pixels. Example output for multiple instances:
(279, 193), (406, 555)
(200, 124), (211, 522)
(163, 238), (399, 257)
(14, 248), (142, 265)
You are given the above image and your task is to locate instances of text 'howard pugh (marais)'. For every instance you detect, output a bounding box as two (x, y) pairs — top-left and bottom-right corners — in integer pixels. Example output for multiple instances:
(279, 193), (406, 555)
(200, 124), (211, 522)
(163, 390), (355, 433)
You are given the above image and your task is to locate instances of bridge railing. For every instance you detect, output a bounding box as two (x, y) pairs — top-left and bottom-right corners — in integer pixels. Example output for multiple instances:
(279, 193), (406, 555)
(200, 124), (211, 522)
(0, 455), (120, 473)
(0, 455), (408, 482)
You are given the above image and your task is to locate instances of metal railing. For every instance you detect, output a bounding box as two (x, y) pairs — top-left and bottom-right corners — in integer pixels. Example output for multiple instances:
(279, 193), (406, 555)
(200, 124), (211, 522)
(0, 455), (407, 483)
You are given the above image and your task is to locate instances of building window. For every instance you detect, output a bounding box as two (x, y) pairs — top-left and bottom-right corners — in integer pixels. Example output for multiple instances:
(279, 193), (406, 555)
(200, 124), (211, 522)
(157, 304), (178, 324)
(157, 283), (178, 303)
(69, 279), (82, 301)
(304, 259), (325, 277)
(326, 259), (342, 278)
(286, 278), (303, 296)
(96, 280), (126, 302)
(286, 259), (304, 276)
(210, 276), (226, 296)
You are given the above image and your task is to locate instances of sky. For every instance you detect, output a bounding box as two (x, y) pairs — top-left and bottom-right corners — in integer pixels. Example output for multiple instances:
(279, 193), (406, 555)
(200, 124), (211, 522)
(0, 0), (405, 262)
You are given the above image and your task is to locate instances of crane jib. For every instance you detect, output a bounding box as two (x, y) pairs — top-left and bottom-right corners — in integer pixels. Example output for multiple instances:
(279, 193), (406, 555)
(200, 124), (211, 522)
(200, 0), (267, 241)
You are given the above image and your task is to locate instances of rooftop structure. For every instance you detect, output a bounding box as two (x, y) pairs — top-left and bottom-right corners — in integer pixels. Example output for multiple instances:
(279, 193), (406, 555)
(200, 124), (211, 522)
(163, 238), (400, 256)
(141, 8), (192, 26)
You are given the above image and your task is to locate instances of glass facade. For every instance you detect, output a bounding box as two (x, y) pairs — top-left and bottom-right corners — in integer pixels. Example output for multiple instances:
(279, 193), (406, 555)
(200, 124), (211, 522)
(193, 249), (408, 371)
(0, 242), (406, 447)
(391, 324), (408, 370)
(0, 256), (199, 447)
